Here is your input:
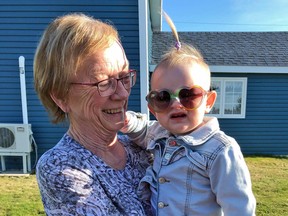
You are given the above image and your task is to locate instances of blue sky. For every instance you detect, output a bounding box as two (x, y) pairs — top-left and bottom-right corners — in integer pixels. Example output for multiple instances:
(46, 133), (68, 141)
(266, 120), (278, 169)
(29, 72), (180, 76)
(162, 0), (288, 32)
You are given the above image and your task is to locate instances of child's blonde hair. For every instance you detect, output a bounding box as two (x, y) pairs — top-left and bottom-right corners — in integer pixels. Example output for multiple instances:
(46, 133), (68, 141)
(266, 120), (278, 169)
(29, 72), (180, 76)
(153, 12), (210, 83)
(157, 42), (208, 69)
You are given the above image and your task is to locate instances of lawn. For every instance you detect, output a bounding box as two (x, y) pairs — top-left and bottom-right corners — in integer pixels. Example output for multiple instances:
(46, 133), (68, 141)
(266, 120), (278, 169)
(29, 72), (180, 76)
(0, 156), (287, 215)
(245, 156), (288, 216)
(0, 173), (45, 216)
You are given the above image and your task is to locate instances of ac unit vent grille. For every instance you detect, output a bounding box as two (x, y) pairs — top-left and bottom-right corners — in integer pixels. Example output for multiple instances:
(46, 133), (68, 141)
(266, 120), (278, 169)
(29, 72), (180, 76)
(0, 124), (32, 153)
(0, 127), (15, 148)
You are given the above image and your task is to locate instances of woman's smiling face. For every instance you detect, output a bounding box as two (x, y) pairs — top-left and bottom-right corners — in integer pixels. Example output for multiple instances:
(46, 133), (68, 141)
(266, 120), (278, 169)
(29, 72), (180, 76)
(67, 41), (131, 133)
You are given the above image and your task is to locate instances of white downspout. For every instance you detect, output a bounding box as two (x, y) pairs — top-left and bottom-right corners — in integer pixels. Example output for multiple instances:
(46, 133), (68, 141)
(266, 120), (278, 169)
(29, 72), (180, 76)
(138, 0), (149, 118)
(18, 56), (29, 124)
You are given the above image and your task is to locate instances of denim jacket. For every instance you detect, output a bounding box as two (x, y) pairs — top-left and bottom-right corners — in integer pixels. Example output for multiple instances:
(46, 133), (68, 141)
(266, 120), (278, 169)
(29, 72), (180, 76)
(122, 111), (256, 216)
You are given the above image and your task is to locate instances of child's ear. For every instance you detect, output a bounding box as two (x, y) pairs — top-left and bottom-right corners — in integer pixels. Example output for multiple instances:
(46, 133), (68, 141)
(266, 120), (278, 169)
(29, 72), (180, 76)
(50, 93), (70, 113)
(148, 104), (157, 118)
(205, 90), (217, 113)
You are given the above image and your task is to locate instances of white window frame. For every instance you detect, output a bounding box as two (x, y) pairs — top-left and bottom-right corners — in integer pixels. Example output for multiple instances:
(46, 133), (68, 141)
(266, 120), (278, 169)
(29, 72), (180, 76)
(207, 77), (247, 119)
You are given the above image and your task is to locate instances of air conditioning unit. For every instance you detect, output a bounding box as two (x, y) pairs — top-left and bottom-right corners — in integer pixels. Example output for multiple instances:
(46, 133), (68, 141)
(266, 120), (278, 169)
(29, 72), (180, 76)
(0, 123), (32, 153)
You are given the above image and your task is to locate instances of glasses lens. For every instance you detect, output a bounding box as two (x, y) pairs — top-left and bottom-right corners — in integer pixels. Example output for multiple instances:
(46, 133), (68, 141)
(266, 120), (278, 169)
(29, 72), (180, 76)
(97, 70), (136, 97)
(179, 87), (204, 110)
(98, 79), (116, 97)
(121, 71), (136, 89)
(130, 71), (136, 87)
(147, 90), (171, 112)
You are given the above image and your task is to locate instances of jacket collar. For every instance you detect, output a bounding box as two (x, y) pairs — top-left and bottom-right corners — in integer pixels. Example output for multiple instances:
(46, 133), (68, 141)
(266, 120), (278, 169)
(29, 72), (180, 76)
(147, 116), (219, 149)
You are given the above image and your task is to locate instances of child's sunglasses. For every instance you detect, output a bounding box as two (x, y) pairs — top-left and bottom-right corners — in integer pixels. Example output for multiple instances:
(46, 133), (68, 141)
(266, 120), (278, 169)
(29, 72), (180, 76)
(146, 85), (209, 113)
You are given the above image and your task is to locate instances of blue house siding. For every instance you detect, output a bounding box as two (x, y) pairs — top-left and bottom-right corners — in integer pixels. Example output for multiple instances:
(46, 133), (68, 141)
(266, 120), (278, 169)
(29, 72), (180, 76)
(215, 73), (288, 155)
(0, 0), (141, 170)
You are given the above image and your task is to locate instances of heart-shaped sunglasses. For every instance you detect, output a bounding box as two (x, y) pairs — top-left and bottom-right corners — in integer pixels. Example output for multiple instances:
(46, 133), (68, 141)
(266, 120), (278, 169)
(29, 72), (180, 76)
(146, 85), (209, 113)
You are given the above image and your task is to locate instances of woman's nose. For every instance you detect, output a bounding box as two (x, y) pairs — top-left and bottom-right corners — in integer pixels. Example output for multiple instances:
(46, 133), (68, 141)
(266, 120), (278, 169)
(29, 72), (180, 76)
(113, 79), (130, 98)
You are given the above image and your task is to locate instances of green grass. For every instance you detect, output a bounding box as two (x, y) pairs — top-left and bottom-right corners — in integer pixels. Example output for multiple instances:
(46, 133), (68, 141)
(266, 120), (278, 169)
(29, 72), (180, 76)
(0, 175), (45, 216)
(0, 156), (287, 215)
(245, 156), (288, 216)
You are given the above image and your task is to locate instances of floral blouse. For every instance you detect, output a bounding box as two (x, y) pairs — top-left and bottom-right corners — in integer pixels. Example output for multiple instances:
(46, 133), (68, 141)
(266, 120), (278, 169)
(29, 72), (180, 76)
(36, 133), (151, 215)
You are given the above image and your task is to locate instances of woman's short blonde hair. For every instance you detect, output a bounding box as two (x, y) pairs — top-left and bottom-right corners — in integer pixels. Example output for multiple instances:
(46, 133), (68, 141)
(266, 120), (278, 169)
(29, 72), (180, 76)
(34, 13), (119, 123)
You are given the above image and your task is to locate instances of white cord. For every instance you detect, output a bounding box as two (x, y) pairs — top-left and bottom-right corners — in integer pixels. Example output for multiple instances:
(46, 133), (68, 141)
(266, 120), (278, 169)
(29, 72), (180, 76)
(31, 135), (38, 170)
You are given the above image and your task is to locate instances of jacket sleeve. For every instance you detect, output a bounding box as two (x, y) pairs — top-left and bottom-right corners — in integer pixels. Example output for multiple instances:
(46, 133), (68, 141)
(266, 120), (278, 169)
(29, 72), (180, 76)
(121, 111), (153, 149)
(209, 142), (256, 216)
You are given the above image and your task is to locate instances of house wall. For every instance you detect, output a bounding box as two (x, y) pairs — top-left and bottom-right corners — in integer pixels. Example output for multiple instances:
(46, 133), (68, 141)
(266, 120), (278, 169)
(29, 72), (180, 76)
(213, 73), (288, 155)
(0, 0), (141, 170)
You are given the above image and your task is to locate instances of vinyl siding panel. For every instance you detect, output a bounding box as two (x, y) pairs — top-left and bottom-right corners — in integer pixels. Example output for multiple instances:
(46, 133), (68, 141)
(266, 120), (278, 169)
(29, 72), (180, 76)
(0, 0), (140, 169)
(215, 73), (288, 155)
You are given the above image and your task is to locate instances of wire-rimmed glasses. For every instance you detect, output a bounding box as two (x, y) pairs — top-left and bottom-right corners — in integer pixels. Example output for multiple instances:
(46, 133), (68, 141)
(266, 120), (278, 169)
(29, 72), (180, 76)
(71, 69), (136, 97)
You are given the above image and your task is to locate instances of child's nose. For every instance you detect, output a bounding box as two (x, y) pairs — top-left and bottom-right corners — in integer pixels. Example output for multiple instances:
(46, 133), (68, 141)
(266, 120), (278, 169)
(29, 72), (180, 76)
(170, 97), (184, 109)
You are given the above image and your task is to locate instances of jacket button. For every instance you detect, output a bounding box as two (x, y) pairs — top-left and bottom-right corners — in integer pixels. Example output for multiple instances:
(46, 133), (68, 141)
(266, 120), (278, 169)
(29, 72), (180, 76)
(158, 202), (165, 208)
(159, 177), (166, 183)
(169, 140), (177, 146)
(164, 153), (171, 160)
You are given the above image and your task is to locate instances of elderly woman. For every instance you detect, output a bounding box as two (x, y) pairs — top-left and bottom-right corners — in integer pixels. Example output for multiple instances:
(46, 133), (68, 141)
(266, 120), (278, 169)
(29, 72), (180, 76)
(34, 13), (151, 215)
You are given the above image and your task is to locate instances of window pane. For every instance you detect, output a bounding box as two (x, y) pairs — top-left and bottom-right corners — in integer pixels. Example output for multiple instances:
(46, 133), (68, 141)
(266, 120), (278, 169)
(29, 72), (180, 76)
(224, 81), (243, 115)
(226, 93), (234, 103)
(224, 104), (233, 114)
(210, 81), (221, 114)
(208, 78), (246, 118)
(234, 82), (242, 92)
(233, 103), (241, 114)
(211, 105), (220, 114)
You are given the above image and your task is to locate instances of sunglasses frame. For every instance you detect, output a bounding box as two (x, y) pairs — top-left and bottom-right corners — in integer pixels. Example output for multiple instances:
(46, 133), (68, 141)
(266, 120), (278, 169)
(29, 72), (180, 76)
(146, 85), (209, 113)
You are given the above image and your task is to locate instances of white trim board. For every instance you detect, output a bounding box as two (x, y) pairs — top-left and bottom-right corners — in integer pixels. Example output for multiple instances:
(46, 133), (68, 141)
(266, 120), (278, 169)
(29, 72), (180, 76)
(138, 0), (149, 116)
(149, 65), (288, 74)
(210, 66), (288, 74)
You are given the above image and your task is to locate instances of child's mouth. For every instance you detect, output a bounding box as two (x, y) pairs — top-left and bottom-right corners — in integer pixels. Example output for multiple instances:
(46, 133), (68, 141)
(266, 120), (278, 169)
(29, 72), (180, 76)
(170, 113), (186, 119)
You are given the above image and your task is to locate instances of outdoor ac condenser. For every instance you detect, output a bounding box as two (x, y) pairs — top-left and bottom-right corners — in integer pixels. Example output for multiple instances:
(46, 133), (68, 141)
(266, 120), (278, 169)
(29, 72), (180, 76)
(0, 123), (32, 153)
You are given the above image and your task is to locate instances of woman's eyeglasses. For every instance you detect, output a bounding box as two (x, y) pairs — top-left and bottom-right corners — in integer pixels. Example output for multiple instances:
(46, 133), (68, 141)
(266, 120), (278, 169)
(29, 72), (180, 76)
(71, 69), (136, 97)
(146, 85), (208, 113)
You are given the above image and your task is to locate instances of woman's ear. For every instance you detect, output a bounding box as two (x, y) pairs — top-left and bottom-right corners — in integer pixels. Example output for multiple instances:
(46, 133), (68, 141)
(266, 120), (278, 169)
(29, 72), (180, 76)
(50, 93), (70, 113)
(205, 90), (217, 113)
